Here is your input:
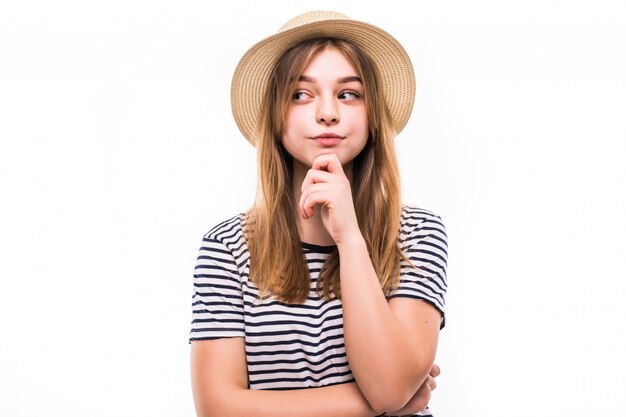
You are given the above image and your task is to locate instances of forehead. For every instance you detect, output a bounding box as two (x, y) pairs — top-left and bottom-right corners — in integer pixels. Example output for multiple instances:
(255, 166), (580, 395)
(301, 46), (359, 77)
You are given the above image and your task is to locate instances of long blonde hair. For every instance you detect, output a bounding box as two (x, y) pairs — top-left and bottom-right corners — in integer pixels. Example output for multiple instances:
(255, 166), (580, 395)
(246, 38), (405, 303)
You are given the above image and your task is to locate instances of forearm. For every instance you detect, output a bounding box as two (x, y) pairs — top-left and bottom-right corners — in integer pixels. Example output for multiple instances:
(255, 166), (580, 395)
(197, 381), (376, 417)
(337, 236), (429, 411)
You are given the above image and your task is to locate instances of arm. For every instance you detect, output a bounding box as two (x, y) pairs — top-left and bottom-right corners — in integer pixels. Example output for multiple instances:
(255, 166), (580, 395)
(190, 337), (377, 417)
(338, 238), (441, 413)
(299, 154), (444, 413)
(387, 364), (440, 416)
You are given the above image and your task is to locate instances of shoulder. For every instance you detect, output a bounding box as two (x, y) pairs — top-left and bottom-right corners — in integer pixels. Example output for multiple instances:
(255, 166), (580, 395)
(399, 205), (447, 249)
(196, 213), (249, 274)
(400, 205), (446, 231)
(203, 212), (247, 241)
(201, 212), (249, 255)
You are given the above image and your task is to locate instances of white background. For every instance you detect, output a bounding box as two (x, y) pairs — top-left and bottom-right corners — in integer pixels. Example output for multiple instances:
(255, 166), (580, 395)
(1, 0), (625, 416)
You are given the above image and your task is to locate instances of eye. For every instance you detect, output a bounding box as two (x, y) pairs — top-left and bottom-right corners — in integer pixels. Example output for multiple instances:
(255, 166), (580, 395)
(293, 91), (312, 101)
(338, 90), (361, 100)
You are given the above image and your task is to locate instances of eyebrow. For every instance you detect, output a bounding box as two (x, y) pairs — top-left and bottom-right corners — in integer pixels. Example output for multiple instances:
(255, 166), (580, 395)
(298, 75), (363, 84)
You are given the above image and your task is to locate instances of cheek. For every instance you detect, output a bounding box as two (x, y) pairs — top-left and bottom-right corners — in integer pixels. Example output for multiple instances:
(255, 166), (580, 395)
(284, 108), (304, 134)
(281, 113), (299, 153)
(354, 108), (369, 137)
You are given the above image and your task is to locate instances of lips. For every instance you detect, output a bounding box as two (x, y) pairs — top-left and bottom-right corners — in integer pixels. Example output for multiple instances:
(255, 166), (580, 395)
(313, 133), (343, 147)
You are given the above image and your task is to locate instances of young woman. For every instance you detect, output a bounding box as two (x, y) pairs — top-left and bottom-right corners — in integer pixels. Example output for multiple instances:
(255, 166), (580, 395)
(190, 11), (448, 417)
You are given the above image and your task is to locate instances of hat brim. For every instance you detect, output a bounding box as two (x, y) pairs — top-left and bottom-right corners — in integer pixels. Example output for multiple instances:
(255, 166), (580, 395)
(231, 17), (416, 145)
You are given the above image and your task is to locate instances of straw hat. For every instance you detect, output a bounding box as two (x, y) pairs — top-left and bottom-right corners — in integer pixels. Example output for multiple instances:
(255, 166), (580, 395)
(230, 10), (416, 146)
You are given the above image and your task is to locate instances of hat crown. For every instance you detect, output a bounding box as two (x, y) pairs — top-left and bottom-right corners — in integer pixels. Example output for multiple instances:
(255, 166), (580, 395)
(278, 11), (349, 32)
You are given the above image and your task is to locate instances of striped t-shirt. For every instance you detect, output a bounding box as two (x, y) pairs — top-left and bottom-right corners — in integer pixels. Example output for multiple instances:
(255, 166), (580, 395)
(189, 205), (448, 416)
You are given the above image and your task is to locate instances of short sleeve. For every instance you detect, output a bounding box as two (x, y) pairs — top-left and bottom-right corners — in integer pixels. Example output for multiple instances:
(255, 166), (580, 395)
(189, 234), (245, 342)
(390, 207), (448, 329)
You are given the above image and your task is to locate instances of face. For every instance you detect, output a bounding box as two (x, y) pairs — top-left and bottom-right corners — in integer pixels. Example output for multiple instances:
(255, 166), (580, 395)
(281, 47), (369, 172)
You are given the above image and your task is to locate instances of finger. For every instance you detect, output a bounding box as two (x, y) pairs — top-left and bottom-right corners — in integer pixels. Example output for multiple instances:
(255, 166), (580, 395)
(413, 384), (432, 414)
(301, 182), (335, 198)
(301, 169), (336, 193)
(430, 363), (441, 378)
(299, 190), (329, 219)
(299, 183), (334, 217)
(311, 153), (344, 175)
(298, 191), (313, 219)
(429, 376), (437, 391)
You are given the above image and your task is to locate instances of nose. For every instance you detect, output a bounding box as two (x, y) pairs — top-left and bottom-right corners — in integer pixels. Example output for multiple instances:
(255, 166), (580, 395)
(316, 96), (339, 125)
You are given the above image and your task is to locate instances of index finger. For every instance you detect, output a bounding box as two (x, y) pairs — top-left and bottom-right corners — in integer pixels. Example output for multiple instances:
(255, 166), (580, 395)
(311, 153), (344, 175)
(430, 363), (441, 378)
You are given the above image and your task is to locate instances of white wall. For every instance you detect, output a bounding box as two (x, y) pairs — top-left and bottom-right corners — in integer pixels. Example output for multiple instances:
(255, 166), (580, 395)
(1, 1), (624, 415)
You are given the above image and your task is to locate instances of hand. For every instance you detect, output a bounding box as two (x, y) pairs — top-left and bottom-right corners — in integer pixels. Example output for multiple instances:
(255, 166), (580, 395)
(386, 364), (440, 416)
(299, 153), (361, 244)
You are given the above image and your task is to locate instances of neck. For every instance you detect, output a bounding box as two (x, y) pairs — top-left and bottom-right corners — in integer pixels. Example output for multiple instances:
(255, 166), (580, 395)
(292, 158), (354, 247)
